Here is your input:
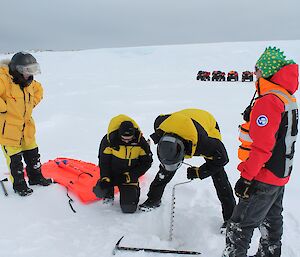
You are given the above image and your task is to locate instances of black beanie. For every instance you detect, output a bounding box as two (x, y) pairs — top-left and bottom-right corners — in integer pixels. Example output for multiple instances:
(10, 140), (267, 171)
(118, 121), (135, 136)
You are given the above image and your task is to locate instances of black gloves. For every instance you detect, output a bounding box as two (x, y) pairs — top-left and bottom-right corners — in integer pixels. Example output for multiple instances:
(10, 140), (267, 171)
(187, 164), (213, 180)
(93, 177), (112, 198)
(234, 177), (253, 199)
(98, 177), (112, 189)
(187, 166), (201, 179)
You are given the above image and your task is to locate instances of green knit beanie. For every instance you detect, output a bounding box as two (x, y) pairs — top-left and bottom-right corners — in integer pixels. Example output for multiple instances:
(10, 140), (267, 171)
(255, 46), (295, 78)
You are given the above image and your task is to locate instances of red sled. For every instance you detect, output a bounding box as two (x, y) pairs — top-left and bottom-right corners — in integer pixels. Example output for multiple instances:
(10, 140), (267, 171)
(41, 157), (118, 203)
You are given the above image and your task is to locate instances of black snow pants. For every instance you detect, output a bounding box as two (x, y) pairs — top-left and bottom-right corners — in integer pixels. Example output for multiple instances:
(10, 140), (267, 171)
(104, 182), (141, 214)
(3, 146), (42, 185)
(146, 165), (236, 221)
(223, 181), (284, 257)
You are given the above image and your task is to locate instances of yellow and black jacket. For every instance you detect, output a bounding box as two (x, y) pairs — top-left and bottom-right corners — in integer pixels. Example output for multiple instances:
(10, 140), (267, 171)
(0, 63), (43, 147)
(150, 109), (228, 167)
(98, 115), (153, 184)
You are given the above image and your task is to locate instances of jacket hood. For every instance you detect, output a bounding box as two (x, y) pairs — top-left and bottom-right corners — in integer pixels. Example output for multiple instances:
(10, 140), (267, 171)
(158, 112), (198, 158)
(0, 59), (10, 68)
(0, 60), (10, 76)
(107, 114), (142, 145)
(270, 64), (299, 94)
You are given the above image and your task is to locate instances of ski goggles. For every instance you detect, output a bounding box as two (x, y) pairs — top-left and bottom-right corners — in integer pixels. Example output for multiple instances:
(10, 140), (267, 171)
(16, 63), (41, 76)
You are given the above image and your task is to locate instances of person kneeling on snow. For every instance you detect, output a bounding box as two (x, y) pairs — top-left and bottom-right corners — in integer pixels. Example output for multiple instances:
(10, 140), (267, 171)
(139, 108), (236, 232)
(93, 115), (153, 213)
(0, 52), (52, 197)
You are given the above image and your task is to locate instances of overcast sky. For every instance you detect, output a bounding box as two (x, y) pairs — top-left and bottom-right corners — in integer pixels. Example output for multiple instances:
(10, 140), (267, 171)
(1, 0), (300, 53)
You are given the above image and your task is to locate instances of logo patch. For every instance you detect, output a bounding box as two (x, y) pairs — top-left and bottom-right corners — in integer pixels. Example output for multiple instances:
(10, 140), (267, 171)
(256, 115), (268, 127)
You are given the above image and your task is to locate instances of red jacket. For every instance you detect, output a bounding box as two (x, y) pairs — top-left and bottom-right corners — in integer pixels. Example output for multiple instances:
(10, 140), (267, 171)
(238, 64), (299, 186)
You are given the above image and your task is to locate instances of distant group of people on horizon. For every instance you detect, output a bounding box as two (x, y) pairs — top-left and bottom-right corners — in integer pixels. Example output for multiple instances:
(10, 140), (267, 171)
(0, 46), (298, 257)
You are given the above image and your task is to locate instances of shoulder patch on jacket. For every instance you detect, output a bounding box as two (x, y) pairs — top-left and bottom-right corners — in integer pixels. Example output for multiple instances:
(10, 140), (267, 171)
(256, 115), (268, 127)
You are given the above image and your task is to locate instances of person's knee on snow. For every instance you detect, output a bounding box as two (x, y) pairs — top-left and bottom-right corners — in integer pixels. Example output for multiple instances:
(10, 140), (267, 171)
(97, 115), (153, 213)
(119, 184), (140, 213)
(120, 203), (138, 213)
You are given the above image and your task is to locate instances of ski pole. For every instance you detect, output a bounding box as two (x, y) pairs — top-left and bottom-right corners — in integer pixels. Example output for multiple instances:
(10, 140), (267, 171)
(1, 178), (8, 196)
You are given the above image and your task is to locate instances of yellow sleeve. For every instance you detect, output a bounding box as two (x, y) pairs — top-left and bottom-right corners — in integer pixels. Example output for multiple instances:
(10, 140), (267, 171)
(33, 81), (43, 108)
(0, 78), (7, 113)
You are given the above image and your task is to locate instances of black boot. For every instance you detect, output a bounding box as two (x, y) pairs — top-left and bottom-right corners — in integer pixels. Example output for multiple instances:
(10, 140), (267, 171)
(28, 173), (52, 186)
(103, 196), (114, 205)
(254, 245), (281, 257)
(13, 180), (33, 196)
(139, 198), (161, 212)
(102, 187), (114, 205)
(23, 148), (52, 186)
(220, 220), (228, 234)
(10, 154), (33, 196)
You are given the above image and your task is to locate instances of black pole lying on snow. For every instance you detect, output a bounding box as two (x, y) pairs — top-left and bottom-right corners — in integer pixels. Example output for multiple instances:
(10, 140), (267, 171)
(113, 236), (201, 255)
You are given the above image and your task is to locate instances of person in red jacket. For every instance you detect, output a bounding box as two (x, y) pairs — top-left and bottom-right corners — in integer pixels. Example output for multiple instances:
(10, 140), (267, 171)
(223, 47), (298, 257)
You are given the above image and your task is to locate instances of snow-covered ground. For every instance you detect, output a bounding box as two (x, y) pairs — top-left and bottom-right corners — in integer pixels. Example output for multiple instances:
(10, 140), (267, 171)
(0, 40), (299, 257)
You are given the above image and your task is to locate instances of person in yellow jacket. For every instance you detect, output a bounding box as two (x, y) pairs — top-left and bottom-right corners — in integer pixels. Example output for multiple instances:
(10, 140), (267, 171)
(93, 114), (153, 213)
(139, 109), (236, 232)
(0, 52), (51, 196)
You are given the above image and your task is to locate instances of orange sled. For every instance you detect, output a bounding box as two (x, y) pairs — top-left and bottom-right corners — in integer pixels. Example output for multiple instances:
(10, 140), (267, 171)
(41, 157), (118, 203)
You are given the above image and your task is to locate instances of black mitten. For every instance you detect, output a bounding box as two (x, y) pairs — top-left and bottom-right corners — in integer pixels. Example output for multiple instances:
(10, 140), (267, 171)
(93, 177), (112, 198)
(187, 166), (200, 179)
(98, 177), (112, 189)
(187, 164), (212, 180)
(234, 177), (253, 199)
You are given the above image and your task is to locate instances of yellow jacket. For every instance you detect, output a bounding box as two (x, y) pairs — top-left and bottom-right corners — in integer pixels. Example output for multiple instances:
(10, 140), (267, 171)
(99, 114), (153, 181)
(158, 108), (222, 158)
(106, 114), (141, 143)
(0, 64), (43, 146)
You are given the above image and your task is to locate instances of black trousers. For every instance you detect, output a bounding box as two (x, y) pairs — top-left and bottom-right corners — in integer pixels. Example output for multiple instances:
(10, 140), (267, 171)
(105, 183), (141, 213)
(223, 182), (284, 257)
(147, 165), (236, 221)
(7, 147), (41, 185)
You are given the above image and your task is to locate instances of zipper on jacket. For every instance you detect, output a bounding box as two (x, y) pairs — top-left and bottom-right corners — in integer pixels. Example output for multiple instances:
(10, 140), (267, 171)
(22, 88), (26, 117)
(125, 146), (133, 166)
(2, 121), (6, 135)
(22, 88), (26, 133)
(128, 146), (134, 167)
(128, 150), (132, 166)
